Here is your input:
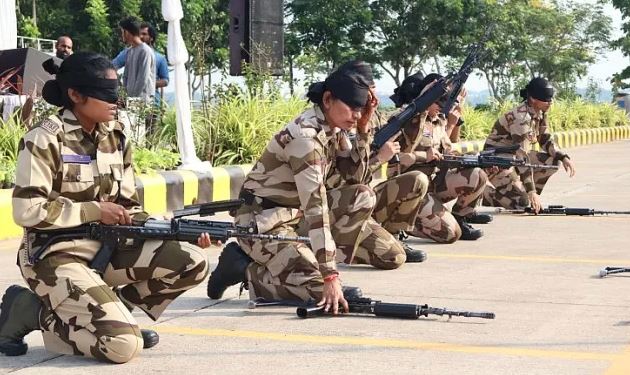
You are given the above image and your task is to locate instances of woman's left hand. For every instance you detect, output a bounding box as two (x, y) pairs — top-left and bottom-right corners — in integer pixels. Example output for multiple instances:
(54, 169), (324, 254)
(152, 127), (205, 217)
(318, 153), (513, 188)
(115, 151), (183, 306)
(357, 88), (379, 134)
(562, 157), (576, 177)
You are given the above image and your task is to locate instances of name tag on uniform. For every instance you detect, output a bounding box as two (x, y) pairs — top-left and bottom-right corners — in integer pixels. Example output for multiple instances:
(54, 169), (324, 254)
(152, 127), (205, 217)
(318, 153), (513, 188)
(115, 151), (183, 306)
(62, 154), (92, 164)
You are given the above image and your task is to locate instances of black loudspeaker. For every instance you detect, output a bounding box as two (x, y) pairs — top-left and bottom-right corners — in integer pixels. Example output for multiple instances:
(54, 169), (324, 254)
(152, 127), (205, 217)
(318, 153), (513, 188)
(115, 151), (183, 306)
(229, 0), (284, 76)
(0, 48), (59, 95)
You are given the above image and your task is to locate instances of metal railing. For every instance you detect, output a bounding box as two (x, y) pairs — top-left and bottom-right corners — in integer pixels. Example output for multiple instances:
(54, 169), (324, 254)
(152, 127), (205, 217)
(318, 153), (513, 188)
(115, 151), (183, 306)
(17, 36), (56, 54)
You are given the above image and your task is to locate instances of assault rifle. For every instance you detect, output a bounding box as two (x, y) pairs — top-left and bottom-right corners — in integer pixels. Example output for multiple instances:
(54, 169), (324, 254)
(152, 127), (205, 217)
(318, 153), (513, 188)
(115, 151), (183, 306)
(440, 29), (491, 116)
(372, 43), (486, 150)
(26, 199), (309, 273)
(418, 154), (559, 171)
(297, 296), (495, 321)
(499, 205), (630, 216)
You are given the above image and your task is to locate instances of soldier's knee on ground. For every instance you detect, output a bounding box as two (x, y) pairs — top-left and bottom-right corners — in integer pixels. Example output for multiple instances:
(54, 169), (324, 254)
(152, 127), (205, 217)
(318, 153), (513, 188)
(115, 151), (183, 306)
(377, 240), (406, 270)
(98, 330), (143, 364)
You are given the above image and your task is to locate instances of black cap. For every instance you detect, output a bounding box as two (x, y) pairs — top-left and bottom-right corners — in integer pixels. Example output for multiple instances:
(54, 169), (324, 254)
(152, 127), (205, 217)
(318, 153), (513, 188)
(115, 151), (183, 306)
(336, 60), (374, 86)
(521, 77), (554, 102)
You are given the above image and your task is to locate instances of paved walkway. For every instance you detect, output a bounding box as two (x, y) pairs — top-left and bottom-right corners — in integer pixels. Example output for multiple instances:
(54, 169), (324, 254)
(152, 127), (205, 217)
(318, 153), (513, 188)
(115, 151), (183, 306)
(1, 141), (629, 374)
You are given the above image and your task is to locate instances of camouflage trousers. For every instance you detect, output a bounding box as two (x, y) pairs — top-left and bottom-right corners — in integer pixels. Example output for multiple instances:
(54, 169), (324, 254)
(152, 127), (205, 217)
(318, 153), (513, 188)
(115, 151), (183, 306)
(483, 151), (559, 209)
(18, 240), (208, 363)
(236, 184), (375, 302)
(353, 171), (429, 269)
(409, 167), (488, 243)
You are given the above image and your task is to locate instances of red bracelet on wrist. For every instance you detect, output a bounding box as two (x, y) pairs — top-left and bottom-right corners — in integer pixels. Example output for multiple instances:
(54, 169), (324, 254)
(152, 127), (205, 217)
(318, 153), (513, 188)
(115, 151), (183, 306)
(323, 274), (338, 282)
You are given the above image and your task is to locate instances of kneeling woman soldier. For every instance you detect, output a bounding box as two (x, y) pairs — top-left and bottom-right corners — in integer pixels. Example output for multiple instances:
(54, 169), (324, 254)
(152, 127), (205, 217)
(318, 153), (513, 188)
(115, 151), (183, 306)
(0, 52), (210, 363)
(207, 63), (378, 314)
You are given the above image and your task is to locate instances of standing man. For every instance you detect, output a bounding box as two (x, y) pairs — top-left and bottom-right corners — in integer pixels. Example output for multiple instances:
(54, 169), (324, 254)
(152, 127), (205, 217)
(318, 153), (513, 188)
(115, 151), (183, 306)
(113, 22), (169, 102)
(118, 17), (155, 101)
(55, 36), (73, 60)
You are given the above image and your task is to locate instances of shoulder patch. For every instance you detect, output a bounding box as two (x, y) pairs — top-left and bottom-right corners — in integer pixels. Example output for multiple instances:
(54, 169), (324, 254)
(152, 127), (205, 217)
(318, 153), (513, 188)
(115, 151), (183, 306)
(37, 118), (61, 134)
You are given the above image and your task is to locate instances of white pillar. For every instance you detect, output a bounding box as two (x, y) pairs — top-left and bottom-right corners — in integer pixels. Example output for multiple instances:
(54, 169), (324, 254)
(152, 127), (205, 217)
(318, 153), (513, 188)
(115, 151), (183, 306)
(162, 0), (212, 172)
(0, 0), (18, 50)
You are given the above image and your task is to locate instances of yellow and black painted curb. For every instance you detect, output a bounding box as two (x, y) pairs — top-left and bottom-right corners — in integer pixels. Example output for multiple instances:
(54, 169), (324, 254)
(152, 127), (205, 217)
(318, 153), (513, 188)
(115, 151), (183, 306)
(1, 126), (629, 240)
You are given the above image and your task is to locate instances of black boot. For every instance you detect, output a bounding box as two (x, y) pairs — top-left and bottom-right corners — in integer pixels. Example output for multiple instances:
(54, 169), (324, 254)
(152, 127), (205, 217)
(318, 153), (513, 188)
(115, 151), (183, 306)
(207, 242), (253, 299)
(466, 212), (493, 224)
(402, 242), (427, 263)
(454, 215), (484, 240)
(0, 285), (42, 356)
(114, 287), (160, 349)
(141, 329), (159, 349)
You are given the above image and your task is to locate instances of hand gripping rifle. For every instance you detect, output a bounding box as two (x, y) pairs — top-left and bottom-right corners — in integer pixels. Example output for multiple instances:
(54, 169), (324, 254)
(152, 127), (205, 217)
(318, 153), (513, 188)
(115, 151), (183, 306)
(26, 199), (310, 273)
(297, 296), (495, 320)
(371, 42), (486, 151)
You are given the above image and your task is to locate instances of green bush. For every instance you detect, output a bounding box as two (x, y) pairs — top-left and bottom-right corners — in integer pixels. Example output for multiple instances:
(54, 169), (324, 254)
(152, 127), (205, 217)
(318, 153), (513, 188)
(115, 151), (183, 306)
(132, 147), (181, 175)
(0, 111), (28, 188)
(460, 99), (629, 140)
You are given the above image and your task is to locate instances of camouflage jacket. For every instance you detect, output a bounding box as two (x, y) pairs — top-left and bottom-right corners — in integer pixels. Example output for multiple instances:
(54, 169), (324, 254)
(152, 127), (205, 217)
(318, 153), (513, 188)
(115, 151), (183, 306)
(242, 106), (370, 276)
(388, 111), (451, 178)
(325, 110), (386, 189)
(484, 102), (566, 192)
(13, 110), (143, 262)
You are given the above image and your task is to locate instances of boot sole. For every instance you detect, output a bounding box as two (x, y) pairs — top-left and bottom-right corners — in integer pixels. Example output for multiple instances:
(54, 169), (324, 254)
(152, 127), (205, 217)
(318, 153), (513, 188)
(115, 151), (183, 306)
(0, 285), (29, 356)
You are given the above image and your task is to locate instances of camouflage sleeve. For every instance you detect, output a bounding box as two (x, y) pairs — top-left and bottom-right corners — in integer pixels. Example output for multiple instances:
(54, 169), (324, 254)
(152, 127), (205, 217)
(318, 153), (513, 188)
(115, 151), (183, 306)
(538, 126), (567, 162)
(285, 137), (338, 277)
(508, 115), (536, 193)
(335, 132), (371, 185)
(12, 129), (102, 229)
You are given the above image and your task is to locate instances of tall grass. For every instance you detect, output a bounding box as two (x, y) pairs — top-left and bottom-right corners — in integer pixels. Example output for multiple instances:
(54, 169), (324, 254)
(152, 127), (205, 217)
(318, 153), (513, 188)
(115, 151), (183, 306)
(0, 111), (27, 188)
(461, 99), (629, 140)
(204, 92), (307, 165)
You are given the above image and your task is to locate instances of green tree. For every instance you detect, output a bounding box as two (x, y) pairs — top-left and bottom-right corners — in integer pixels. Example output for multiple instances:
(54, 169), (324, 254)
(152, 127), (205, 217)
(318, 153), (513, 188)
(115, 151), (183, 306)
(286, 0), (372, 75)
(611, 0), (630, 89)
(524, 1), (611, 97)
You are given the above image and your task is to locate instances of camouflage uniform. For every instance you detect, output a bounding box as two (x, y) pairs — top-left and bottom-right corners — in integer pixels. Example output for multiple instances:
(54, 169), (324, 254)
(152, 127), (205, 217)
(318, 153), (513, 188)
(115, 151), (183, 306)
(483, 103), (564, 209)
(235, 107), (375, 302)
(391, 112), (488, 243)
(326, 125), (429, 270)
(12, 110), (208, 363)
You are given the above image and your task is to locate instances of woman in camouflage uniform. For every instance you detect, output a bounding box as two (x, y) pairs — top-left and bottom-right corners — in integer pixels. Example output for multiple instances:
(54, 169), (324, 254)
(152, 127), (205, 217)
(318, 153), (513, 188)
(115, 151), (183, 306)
(207, 63), (378, 315)
(390, 73), (491, 243)
(0, 53), (210, 363)
(482, 77), (576, 213)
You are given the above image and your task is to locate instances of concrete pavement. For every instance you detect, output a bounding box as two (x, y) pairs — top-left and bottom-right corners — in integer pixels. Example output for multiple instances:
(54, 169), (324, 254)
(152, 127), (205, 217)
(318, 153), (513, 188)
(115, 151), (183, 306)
(1, 141), (630, 374)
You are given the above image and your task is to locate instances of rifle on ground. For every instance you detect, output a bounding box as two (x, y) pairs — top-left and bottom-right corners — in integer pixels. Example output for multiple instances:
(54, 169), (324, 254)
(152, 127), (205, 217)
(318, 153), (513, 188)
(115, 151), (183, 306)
(26, 200), (309, 273)
(297, 296), (495, 320)
(372, 43), (486, 151)
(599, 267), (630, 277)
(497, 205), (630, 216)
